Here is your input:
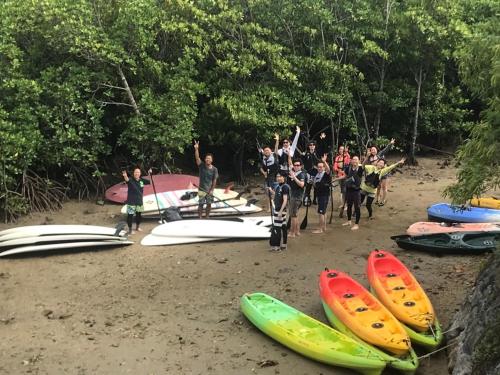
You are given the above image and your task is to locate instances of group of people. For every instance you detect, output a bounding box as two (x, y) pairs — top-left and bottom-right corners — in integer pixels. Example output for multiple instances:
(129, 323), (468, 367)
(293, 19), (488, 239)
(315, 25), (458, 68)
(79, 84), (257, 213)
(259, 128), (405, 251)
(120, 132), (404, 249)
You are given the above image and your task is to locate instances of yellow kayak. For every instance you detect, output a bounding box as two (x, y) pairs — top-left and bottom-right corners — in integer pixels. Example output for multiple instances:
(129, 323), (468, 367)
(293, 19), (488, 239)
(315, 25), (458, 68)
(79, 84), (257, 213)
(470, 197), (500, 210)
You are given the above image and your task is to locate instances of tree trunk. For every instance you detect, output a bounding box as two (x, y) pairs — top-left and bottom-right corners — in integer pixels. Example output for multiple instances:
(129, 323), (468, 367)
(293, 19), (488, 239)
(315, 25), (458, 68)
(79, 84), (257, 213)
(233, 140), (246, 185)
(409, 65), (423, 165)
(117, 65), (140, 115)
(372, 0), (393, 139)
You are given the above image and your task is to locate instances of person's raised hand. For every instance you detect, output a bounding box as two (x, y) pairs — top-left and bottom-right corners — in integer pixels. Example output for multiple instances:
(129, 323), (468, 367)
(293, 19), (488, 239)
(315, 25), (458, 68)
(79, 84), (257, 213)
(390, 138), (396, 145)
(274, 133), (279, 141)
(399, 157), (406, 165)
(194, 140), (199, 150)
(121, 170), (127, 178)
(320, 132), (326, 139)
(321, 153), (328, 162)
(296, 125), (300, 133)
(147, 168), (153, 175)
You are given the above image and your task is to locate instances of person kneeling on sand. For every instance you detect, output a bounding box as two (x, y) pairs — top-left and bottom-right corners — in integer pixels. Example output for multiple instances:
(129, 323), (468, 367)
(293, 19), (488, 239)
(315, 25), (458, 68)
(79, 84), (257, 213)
(268, 172), (290, 251)
(122, 166), (151, 235)
(312, 155), (331, 234)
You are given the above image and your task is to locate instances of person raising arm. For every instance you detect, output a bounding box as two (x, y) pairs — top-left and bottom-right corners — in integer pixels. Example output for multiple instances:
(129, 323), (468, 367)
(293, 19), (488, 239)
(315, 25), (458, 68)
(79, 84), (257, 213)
(194, 140), (218, 219)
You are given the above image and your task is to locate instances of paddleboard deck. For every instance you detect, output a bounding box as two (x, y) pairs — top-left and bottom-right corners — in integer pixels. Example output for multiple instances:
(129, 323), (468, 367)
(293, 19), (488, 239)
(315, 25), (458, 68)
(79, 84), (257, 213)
(151, 220), (270, 238)
(0, 235), (128, 250)
(105, 174), (199, 203)
(120, 188), (243, 214)
(0, 240), (133, 257)
(0, 224), (126, 242)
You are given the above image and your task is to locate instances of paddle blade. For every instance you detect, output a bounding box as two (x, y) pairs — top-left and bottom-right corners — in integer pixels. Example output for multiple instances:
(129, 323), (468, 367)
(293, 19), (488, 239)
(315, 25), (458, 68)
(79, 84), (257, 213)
(270, 226), (281, 247)
(300, 206), (308, 230)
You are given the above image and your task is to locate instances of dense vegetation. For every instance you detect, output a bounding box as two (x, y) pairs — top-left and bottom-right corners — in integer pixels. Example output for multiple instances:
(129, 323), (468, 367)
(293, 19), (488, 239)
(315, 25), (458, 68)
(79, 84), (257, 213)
(0, 0), (498, 220)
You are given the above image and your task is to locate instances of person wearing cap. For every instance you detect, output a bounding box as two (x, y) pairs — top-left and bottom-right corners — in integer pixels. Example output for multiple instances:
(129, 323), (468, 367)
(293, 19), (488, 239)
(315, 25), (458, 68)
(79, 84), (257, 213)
(277, 126), (301, 175)
(268, 171), (290, 251)
(300, 132), (326, 205)
(258, 134), (280, 211)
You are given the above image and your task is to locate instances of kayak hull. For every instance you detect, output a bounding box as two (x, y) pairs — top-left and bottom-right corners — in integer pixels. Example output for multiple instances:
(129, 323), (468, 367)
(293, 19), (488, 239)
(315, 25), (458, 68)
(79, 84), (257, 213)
(240, 293), (386, 375)
(319, 269), (411, 356)
(366, 250), (436, 333)
(321, 301), (419, 374)
(470, 197), (500, 210)
(392, 233), (497, 254)
(427, 203), (500, 223)
(406, 222), (500, 236)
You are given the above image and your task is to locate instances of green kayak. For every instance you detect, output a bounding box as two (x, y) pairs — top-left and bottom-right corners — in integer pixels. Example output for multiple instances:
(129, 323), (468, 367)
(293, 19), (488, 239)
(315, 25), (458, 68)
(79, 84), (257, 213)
(241, 292), (387, 375)
(322, 301), (419, 374)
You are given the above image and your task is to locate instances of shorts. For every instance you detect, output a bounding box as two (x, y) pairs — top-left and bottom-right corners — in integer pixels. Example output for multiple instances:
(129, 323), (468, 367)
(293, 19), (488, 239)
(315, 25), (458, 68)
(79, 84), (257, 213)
(317, 195), (329, 215)
(289, 197), (302, 217)
(198, 191), (214, 206)
(272, 210), (288, 227)
(380, 174), (390, 181)
(126, 205), (144, 215)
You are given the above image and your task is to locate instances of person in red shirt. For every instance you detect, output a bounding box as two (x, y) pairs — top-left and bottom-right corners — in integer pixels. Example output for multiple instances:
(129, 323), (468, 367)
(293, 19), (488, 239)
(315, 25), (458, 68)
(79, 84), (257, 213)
(333, 145), (351, 210)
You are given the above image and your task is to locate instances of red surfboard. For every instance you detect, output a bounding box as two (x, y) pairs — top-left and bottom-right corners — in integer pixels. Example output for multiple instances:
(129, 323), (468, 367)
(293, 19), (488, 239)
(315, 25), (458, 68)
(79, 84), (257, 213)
(105, 174), (199, 204)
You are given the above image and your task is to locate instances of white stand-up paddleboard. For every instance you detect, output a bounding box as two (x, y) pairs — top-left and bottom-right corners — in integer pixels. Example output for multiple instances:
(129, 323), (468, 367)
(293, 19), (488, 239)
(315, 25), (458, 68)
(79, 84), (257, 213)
(142, 204), (263, 218)
(151, 220), (270, 238)
(120, 188), (244, 214)
(0, 225), (126, 242)
(141, 235), (223, 246)
(0, 240), (133, 257)
(0, 235), (128, 249)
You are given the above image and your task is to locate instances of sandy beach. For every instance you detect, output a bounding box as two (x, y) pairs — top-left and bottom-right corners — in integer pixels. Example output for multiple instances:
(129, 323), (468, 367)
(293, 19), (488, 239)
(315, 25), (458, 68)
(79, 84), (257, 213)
(0, 156), (486, 375)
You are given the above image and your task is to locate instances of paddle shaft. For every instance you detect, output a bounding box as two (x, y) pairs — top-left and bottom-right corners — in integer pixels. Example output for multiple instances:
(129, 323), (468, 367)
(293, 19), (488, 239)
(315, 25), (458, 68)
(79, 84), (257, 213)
(148, 170), (165, 223)
(300, 198), (309, 230)
(194, 184), (245, 215)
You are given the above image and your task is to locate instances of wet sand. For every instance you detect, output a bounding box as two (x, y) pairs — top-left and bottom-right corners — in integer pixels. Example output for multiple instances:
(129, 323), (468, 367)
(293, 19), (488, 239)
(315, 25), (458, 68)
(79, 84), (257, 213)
(0, 157), (487, 374)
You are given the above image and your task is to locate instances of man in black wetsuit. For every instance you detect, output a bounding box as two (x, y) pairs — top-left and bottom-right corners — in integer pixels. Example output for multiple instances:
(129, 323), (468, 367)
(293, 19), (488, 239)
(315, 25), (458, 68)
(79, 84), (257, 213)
(287, 157), (306, 237)
(301, 140), (320, 205)
(335, 156), (363, 230)
(122, 166), (151, 234)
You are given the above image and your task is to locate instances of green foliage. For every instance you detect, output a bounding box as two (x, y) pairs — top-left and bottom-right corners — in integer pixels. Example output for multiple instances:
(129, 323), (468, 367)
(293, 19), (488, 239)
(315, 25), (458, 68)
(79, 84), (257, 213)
(0, 0), (495, 217)
(445, 1), (500, 203)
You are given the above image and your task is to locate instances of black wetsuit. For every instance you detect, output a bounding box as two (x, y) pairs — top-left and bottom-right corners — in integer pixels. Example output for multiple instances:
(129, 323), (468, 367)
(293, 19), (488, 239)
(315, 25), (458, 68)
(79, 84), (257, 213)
(343, 165), (363, 224)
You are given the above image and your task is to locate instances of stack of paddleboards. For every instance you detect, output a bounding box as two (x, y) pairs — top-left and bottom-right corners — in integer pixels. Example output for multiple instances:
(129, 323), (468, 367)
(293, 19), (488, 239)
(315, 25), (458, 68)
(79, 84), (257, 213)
(121, 188), (262, 218)
(392, 221), (500, 254)
(0, 224), (132, 257)
(240, 251), (441, 375)
(141, 217), (272, 246)
(105, 173), (199, 204)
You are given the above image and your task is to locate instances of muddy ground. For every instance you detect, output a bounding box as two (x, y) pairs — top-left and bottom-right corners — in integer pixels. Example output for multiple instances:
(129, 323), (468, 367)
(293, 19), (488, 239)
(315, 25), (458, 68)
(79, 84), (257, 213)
(0, 157), (488, 374)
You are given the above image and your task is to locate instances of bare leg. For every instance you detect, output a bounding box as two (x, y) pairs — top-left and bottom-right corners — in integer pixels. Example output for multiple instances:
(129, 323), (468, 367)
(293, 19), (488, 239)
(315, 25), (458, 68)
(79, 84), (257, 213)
(380, 178), (389, 204)
(198, 205), (203, 219)
(205, 203), (212, 218)
(313, 214), (325, 233)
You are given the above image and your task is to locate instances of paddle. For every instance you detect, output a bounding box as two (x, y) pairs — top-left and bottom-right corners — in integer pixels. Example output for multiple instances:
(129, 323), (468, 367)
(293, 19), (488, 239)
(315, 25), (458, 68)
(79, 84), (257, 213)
(269, 192), (281, 247)
(193, 183), (246, 215)
(148, 168), (166, 223)
(300, 195), (310, 230)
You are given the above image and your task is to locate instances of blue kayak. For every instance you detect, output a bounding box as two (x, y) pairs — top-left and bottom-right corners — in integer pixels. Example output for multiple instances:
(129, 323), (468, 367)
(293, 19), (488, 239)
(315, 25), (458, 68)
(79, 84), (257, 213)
(427, 203), (500, 223)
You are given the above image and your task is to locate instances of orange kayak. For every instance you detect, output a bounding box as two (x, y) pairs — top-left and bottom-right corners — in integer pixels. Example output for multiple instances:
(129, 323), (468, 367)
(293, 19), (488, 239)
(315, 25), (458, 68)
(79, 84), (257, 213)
(366, 250), (435, 332)
(406, 221), (500, 236)
(470, 197), (500, 209)
(319, 269), (411, 356)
